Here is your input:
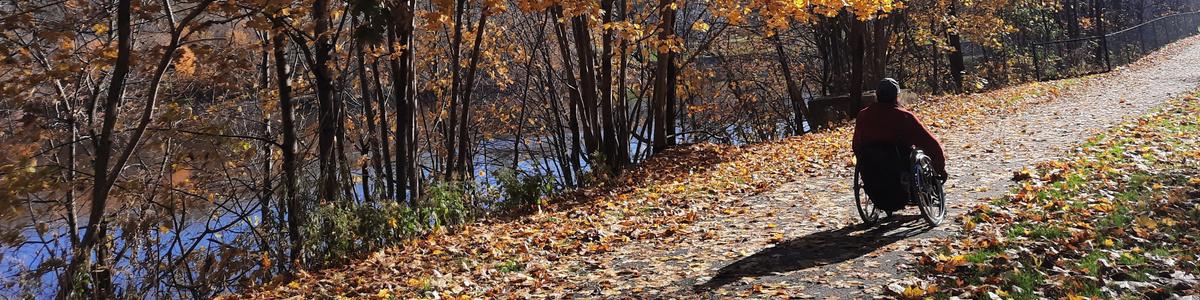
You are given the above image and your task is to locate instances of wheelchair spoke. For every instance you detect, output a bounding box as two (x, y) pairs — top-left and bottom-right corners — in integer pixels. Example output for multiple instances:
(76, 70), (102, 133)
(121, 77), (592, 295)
(854, 167), (881, 225)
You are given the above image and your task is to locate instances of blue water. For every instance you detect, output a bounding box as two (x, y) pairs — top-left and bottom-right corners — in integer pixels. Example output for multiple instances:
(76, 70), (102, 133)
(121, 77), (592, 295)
(2, 203), (259, 297)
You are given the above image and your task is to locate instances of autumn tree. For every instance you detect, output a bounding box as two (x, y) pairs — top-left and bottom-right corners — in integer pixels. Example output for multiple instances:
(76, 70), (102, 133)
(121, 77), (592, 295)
(1, 0), (1181, 297)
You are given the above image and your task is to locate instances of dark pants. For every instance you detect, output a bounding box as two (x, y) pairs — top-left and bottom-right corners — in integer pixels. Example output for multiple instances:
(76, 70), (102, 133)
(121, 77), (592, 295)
(855, 144), (912, 212)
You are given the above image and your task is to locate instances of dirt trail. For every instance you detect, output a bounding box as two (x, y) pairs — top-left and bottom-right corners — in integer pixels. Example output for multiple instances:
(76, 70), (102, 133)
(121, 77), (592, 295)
(569, 37), (1200, 298)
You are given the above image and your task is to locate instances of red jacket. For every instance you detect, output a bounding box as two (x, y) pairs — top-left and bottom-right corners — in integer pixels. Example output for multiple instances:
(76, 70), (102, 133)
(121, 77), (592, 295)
(852, 103), (947, 175)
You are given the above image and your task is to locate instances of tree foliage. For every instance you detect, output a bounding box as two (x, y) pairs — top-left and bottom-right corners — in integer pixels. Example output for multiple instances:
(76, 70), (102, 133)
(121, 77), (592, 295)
(0, 0), (1194, 297)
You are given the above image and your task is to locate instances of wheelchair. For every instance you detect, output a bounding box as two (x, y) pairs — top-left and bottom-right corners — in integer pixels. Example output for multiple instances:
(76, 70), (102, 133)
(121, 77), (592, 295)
(852, 145), (946, 226)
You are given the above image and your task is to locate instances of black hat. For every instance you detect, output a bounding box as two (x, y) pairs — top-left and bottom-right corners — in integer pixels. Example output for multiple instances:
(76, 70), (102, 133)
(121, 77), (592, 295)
(877, 78), (899, 104)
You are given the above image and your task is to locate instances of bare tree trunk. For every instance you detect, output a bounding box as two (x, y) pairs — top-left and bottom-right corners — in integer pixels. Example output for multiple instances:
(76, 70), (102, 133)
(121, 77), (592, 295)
(271, 18), (301, 266)
(63, 1), (132, 292)
(358, 43), (381, 203)
(948, 0), (966, 92)
(371, 60), (395, 200)
(404, 40), (420, 202)
(651, 0), (676, 154)
(540, 44), (579, 186)
(870, 16), (889, 85)
(257, 36), (275, 262)
(615, 0), (631, 168)
(453, 9), (490, 181)
(336, 95), (355, 204)
(512, 18), (547, 171)
(387, 16), (408, 202)
(57, 92), (81, 248)
(571, 16), (601, 159)
(550, 8), (586, 173)
(444, 0), (466, 180)
(62, 0), (215, 295)
(599, 0), (622, 172)
(389, 0), (419, 202)
(817, 17), (837, 96)
(543, 70), (575, 185)
(848, 14), (867, 111)
(512, 94), (529, 172)
(772, 35), (810, 135)
(313, 0), (339, 204)
(666, 54), (678, 144)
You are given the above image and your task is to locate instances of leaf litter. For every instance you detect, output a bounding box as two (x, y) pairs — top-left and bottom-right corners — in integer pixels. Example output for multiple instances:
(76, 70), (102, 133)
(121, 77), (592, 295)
(234, 36), (1200, 300)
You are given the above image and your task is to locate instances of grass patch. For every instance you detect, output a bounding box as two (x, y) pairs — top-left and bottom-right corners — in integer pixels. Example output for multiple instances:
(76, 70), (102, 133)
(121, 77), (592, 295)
(1006, 267), (1046, 300)
(496, 259), (524, 273)
(905, 95), (1200, 299)
(964, 249), (1002, 264)
(1076, 250), (1105, 276)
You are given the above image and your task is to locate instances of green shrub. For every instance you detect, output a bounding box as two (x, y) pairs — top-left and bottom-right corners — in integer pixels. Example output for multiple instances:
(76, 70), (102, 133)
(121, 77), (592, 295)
(302, 199), (428, 263)
(355, 201), (422, 249)
(296, 182), (481, 269)
(423, 183), (469, 227)
(303, 203), (360, 267)
(495, 168), (555, 212)
(579, 152), (611, 185)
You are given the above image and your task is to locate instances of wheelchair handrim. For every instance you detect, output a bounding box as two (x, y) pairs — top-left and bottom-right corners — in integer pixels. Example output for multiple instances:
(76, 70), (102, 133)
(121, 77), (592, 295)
(919, 181), (946, 225)
(854, 167), (880, 224)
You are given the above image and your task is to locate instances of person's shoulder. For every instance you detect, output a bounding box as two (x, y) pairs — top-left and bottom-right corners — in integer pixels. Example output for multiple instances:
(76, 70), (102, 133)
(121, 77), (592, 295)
(894, 106), (917, 117)
(857, 105), (874, 117)
(861, 102), (891, 112)
(888, 107), (922, 123)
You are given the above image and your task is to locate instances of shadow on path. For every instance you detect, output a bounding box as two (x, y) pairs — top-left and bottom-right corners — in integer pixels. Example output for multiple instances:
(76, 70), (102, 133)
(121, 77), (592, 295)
(696, 215), (932, 291)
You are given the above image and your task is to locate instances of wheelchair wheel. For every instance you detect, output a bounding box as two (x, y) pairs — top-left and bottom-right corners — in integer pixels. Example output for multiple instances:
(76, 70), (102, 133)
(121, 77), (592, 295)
(853, 165), (882, 225)
(914, 154), (946, 226)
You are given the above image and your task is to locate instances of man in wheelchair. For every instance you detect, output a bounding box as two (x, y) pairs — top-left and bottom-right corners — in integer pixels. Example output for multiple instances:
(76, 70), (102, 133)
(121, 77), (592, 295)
(852, 78), (947, 214)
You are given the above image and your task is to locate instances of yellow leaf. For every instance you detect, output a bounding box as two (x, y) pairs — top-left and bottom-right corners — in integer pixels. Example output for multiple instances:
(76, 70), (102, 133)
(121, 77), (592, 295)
(769, 232), (784, 242)
(406, 278), (424, 287)
(902, 285), (926, 298)
(948, 255), (966, 266)
(1135, 216), (1158, 230)
(92, 23), (109, 34)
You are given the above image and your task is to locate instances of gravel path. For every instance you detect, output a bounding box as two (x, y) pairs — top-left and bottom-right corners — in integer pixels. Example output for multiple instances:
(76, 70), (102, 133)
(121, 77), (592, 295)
(568, 37), (1200, 298)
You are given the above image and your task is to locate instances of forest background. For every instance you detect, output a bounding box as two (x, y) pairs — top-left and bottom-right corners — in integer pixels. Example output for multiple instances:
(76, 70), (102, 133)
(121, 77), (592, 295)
(1, 0), (1197, 297)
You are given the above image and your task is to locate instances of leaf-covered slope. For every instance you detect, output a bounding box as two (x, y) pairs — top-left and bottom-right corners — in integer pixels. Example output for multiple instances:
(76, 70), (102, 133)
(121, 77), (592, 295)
(233, 74), (1086, 299)
(894, 94), (1200, 299)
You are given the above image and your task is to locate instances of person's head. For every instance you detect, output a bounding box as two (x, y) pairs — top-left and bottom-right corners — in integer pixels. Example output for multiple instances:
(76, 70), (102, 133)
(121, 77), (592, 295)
(877, 78), (900, 104)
